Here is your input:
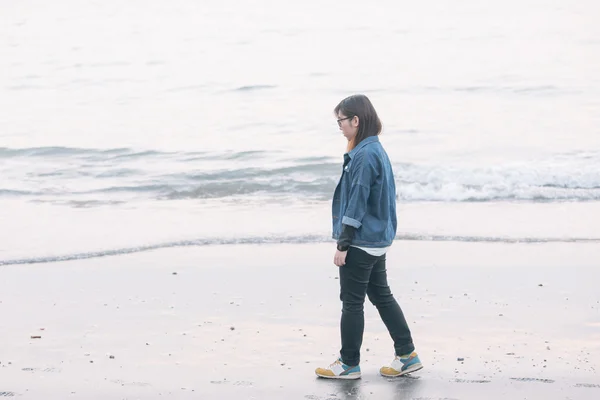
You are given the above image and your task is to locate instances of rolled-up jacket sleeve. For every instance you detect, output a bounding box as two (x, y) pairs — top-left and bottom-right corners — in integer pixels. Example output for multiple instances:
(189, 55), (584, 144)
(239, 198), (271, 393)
(341, 154), (376, 229)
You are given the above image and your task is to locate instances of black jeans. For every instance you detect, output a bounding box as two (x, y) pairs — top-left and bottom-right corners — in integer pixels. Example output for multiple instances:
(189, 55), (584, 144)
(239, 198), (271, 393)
(339, 247), (415, 366)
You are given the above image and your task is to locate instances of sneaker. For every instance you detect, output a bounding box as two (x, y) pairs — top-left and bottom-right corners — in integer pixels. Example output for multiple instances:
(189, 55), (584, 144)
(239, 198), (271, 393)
(380, 352), (423, 377)
(315, 358), (361, 380)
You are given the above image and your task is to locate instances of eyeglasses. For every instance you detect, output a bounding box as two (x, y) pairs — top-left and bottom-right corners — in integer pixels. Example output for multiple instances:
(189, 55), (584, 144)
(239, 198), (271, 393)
(337, 116), (352, 127)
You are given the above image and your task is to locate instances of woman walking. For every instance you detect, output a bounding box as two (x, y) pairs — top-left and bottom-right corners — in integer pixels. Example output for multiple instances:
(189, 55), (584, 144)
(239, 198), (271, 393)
(315, 95), (423, 380)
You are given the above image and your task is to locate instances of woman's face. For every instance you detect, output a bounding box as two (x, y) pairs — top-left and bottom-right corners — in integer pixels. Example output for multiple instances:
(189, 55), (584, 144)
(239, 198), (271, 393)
(337, 112), (359, 142)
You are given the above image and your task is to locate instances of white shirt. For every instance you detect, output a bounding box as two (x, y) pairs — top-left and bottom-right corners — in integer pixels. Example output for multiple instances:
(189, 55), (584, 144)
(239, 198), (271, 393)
(351, 245), (390, 257)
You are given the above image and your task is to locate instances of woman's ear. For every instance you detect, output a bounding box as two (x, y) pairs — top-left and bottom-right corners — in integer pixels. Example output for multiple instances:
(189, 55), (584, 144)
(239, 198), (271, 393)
(352, 116), (359, 127)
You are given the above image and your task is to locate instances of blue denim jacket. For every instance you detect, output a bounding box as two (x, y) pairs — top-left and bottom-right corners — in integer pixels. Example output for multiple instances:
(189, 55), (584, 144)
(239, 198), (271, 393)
(332, 136), (397, 247)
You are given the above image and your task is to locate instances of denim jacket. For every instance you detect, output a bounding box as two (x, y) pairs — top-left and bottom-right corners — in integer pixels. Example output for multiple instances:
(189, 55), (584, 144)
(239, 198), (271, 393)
(332, 136), (397, 247)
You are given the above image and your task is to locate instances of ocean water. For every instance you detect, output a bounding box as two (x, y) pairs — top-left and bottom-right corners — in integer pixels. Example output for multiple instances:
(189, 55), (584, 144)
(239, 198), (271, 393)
(1, 0), (599, 265)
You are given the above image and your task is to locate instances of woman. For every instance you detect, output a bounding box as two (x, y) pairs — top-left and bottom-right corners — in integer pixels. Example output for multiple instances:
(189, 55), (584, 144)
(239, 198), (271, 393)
(315, 94), (422, 380)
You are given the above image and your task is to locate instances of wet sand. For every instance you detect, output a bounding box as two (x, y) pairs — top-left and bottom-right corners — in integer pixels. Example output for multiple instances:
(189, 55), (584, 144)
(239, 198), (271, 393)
(1, 242), (599, 399)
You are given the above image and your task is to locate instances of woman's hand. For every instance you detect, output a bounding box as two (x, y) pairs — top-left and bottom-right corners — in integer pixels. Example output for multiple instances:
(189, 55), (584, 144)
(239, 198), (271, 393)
(334, 249), (348, 267)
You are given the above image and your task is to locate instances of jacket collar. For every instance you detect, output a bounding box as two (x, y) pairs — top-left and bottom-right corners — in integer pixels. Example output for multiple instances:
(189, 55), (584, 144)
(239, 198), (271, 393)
(345, 136), (379, 160)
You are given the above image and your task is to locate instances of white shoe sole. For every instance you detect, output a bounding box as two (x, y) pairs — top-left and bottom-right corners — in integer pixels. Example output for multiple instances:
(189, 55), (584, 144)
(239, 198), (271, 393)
(380, 363), (423, 377)
(316, 373), (362, 380)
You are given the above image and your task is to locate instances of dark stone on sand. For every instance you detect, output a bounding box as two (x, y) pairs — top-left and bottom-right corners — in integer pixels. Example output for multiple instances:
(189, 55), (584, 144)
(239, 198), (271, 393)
(230, 327), (235, 331)
(510, 377), (555, 383)
(109, 355), (115, 359)
(457, 357), (465, 361)
(172, 272), (177, 275)
(538, 284), (543, 286)
(575, 383), (600, 388)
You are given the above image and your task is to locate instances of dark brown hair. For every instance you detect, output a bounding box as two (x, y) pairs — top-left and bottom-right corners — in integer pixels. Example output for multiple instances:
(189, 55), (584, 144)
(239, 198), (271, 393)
(334, 94), (383, 151)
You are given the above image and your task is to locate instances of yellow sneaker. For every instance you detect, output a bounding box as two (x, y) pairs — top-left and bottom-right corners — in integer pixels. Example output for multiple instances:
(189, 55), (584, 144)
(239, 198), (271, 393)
(380, 352), (423, 377)
(316, 358), (361, 380)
